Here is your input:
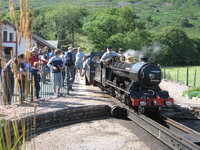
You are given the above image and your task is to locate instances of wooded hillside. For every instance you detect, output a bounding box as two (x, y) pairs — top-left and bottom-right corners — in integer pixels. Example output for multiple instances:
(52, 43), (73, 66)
(2, 0), (200, 38)
(1, 0), (200, 66)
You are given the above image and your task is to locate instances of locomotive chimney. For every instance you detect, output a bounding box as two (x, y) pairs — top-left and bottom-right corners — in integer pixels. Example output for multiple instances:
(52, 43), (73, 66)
(140, 56), (148, 62)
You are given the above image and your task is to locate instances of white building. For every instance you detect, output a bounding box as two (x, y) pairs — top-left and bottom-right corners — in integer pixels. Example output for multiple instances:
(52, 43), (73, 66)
(2, 20), (57, 56)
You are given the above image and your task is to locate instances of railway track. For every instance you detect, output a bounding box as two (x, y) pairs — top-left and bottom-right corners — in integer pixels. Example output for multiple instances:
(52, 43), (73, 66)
(111, 106), (200, 150)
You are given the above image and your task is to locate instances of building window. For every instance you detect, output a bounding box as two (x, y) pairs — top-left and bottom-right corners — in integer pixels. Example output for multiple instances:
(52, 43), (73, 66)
(4, 47), (12, 55)
(3, 31), (7, 42)
(9, 33), (14, 42)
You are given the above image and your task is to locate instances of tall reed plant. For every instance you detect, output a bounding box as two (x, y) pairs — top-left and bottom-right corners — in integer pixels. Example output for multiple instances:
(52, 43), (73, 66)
(1, 0), (37, 149)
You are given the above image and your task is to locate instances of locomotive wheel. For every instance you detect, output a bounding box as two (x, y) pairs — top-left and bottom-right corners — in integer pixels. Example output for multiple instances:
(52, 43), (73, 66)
(111, 106), (127, 118)
(110, 87), (116, 97)
(121, 94), (125, 103)
(154, 107), (161, 113)
(125, 94), (132, 106)
(99, 84), (104, 91)
(115, 89), (122, 102)
(137, 106), (145, 115)
(114, 90), (120, 100)
(93, 80), (98, 86)
(85, 75), (90, 85)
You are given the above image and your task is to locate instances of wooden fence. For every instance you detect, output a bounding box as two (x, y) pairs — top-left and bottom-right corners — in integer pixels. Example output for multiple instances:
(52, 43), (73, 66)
(163, 67), (200, 87)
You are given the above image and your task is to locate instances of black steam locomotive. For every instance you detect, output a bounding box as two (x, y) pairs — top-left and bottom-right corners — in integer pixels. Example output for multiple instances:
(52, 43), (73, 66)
(85, 52), (174, 114)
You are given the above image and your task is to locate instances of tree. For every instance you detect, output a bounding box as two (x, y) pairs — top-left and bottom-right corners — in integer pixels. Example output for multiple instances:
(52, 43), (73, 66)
(123, 29), (153, 50)
(83, 6), (142, 51)
(179, 17), (189, 27)
(2, 10), (21, 24)
(33, 4), (88, 48)
(188, 12), (197, 20)
(116, 6), (136, 33)
(155, 26), (192, 65)
(83, 14), (118, 50)
(190, 38), (200, 64)
(196, 25), (200, 31)
(146, 15), (152, 22)
(194, 0), (200, 6)
(107, 33), (126, 50)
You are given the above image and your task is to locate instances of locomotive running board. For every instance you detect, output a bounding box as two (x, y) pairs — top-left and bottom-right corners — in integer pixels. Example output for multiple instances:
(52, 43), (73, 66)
(126, 109), (200, 150)
(105, 80), (131, 94)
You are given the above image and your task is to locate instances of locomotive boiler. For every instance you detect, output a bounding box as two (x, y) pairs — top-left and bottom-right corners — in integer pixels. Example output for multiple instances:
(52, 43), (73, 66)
(112, 57), (161, 88)
(85, 52), (174, 114)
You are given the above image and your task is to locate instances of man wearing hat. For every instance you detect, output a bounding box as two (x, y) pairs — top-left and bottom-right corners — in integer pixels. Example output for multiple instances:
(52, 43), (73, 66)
(117, 48), (126, 61)
(118, 48), (125, 56)
(64, 46), (76, 91)
(30, 47), (40, 66)
(100, 46), (118, 62)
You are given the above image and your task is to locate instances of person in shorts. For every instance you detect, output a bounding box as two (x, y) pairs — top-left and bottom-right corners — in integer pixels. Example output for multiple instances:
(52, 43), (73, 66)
(47, 49), (63, 96)
(75, 47), (85, 79)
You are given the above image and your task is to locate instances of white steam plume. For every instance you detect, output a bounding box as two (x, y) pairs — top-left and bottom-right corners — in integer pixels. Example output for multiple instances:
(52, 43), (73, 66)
(124, 41), (162, 61)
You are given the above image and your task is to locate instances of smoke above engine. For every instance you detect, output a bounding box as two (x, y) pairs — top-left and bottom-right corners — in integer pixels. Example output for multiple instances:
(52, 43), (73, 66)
(124, 41), (162, 62)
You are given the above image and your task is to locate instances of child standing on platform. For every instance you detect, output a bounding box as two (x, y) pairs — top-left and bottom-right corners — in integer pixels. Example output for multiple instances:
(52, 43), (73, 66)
(32, 62), (42, 99)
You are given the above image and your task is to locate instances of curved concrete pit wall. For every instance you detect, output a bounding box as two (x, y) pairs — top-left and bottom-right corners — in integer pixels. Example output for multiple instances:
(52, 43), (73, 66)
(2, 105), (111, 147)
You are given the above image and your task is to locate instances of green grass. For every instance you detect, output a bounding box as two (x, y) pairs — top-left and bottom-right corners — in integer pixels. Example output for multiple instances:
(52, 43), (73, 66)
(162, 66), (200, 87)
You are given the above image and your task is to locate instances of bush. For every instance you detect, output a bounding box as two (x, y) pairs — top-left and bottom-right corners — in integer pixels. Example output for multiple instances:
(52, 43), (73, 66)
(179, 17), (189, 27)
(146, 15), (152, 22)
(183, 87), (200, 99)
(187, 91), (200, 99)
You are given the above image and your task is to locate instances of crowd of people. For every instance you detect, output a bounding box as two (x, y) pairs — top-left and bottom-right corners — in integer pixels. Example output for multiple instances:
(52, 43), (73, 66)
(1, 45), (86, 105)
(1, 45), (125, 105)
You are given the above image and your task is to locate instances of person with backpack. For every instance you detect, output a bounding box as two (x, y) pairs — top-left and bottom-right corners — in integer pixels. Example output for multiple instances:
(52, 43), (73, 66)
(65, 46), (76, 91)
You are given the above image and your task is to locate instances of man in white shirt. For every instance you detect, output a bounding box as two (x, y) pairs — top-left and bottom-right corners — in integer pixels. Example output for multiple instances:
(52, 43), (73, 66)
(100, 46), (118, 62)
(75, 47), (85, 78)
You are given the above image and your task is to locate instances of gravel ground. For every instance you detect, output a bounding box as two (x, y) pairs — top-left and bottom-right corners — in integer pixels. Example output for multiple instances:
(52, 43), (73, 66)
(21, 118), (153, 150)
(159, 80), (200, 109)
